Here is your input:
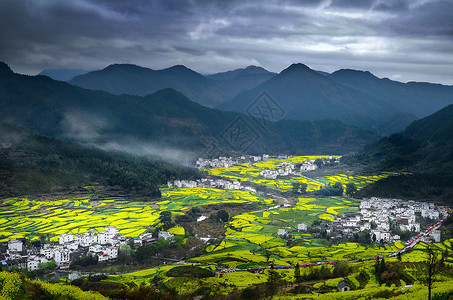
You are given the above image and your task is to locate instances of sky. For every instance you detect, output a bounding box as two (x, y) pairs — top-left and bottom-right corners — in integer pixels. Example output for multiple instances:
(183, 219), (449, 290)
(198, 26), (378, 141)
(1, 0), (452, 84)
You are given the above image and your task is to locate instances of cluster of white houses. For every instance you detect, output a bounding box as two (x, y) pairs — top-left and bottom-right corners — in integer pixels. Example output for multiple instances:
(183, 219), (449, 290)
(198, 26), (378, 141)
(331, 198), (442, 243)
(196, 155), (339, 179)
(167, 178), (256, 192)
(260, 157), (340, 179)
(1, 226), (175, 271)
(196, 155), (265, 169)
(276, 198), (444, 244)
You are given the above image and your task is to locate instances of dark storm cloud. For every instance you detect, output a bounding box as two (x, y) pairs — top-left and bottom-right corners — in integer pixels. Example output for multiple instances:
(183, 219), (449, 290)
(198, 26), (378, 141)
(383, 1), (453, 37)
(0, 0), (452, 84)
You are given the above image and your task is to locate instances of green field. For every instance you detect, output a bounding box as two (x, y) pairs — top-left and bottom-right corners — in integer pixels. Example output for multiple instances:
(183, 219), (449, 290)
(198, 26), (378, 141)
(0, 188), (270, 242)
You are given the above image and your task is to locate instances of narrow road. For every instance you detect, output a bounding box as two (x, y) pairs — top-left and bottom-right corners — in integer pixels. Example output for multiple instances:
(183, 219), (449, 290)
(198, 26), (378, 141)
(297, 173), (326, 186)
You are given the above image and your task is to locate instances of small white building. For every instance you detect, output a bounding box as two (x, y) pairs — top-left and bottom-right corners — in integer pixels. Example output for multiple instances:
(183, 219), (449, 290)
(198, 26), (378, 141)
(54, 249), (70, 266)
(338, 281), (351, 292)
(27, 256), (41, 271)
(431, 230), (441, 243)
(158, 231), (174, 240)
(40, 245), (54, 260)
(59, 233), (73, 245)
(96, 253), (109, 262)
(8, 239), (23, 252)
(297, 223), (307, 232)
(98, 226), (119, 245)
(277, 228), (287, 236)
(89, 244), (103, 253)
(75, 231), (98, 247)
(106, 246), (118, 259)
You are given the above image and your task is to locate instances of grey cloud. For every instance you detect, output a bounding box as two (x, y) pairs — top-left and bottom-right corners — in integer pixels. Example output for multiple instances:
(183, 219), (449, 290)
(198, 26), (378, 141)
(382, 0), (453, 37)
(0, 0), (452, 84)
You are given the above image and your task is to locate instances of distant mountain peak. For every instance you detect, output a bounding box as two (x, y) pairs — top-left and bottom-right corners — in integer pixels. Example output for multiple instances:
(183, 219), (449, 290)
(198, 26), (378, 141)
(103, 63), (144, 71)
(243, 65), (267, 71)
(169, 64), (188, 69)
(331, 69), (378, 79)
(0, 62), (13, 75)
(280, 63), (312, 75)
(164, 65), (191, 72)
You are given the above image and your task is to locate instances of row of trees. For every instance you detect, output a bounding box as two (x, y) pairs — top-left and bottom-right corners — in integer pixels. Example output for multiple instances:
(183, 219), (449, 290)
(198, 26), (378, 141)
(291, 181), (358, 197)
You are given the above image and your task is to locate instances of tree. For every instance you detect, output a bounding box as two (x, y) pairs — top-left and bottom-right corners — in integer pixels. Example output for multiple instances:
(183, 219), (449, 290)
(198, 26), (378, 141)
(299, 182), (307, 194)
(118, 245), (133, 264)
(424, 244), (447, 300)
(160, 211), (172, 230)
(345, 183), (357, 197)
(397, 252), (402, 262)
(292, 182), (301, 194)
(294, 263), (301, 282)
(264, 250), (272, 262)
(217, 210), (229, 223)
(314, 159), (323, 169)
(266, 267), (281, 297)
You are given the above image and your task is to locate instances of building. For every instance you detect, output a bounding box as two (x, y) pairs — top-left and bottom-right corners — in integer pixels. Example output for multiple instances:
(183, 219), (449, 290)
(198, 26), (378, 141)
(74, 231), (98, 247)
(54, 249), (70, 266)
(277, 228), (287, 236)
(158, 231), (174, 240)
(297, 223), (308, 232)
(338, 281), (351, 292)
(27, 256), (41, 271)
(431, 230), (441, 243)
(8, 239), (23, 252)
(59, 233), (73, 245)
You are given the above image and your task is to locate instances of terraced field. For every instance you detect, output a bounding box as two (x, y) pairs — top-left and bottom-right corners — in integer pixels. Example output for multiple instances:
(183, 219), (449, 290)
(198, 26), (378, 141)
(191, 197), (400, 269)
(0, 188), (270, 242)
(204, 156), (402, 192)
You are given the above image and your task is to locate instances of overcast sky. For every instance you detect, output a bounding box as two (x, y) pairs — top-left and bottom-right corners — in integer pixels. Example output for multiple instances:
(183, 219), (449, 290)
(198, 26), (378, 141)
(1, 0), (452, 84)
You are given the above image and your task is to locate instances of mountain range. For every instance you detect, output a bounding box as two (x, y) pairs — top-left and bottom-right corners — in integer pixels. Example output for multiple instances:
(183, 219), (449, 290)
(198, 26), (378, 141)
(328, 69), (453, 119)
(69, 64), (276, 108)
(0, 62), (378, 158)
(66, 62), (453, 135)
(218, 63), (404, 133)
(220, 63), (453, 134)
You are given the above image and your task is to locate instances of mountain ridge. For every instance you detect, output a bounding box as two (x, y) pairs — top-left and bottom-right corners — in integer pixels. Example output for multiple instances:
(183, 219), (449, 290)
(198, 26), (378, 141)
(218, 63), (404, 133)
(328, 68), (453, 118)
(0, 62), (379, 157)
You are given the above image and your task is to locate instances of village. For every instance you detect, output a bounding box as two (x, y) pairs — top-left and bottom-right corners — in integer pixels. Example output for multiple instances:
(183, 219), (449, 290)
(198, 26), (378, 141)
(0, 226), (176, 271)
(196, 155), (266, 169)
(167, 178), (257, 192)
(279, 197), (446, 245)
(1, 195), (447, 274)
(196, 155), (340, 180)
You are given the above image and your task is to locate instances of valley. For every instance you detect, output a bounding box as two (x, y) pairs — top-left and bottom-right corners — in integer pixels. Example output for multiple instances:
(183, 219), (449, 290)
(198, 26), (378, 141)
(1, 154), (451, 299)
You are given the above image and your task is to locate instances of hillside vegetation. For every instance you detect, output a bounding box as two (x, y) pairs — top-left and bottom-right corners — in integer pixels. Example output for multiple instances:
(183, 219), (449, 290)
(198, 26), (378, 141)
(345, 104), (453, 203)
(0, 123), (201, 197)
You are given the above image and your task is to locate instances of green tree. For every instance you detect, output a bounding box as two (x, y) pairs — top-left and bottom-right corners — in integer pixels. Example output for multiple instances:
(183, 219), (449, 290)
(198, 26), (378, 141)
(424, 244), (447, 300)
(217, 210), (229, 223)
(345, 183), (357, 197)
(294, 263), (301, 282)
(299, 182), (308, 194)
(292, 182), (301, 194)
(314, 159), (323, 169)
(38, 260), (56, 272)
(266, 268), (281, 297)
(160, 210), (172, 230)
(118, 245), (133, 264)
